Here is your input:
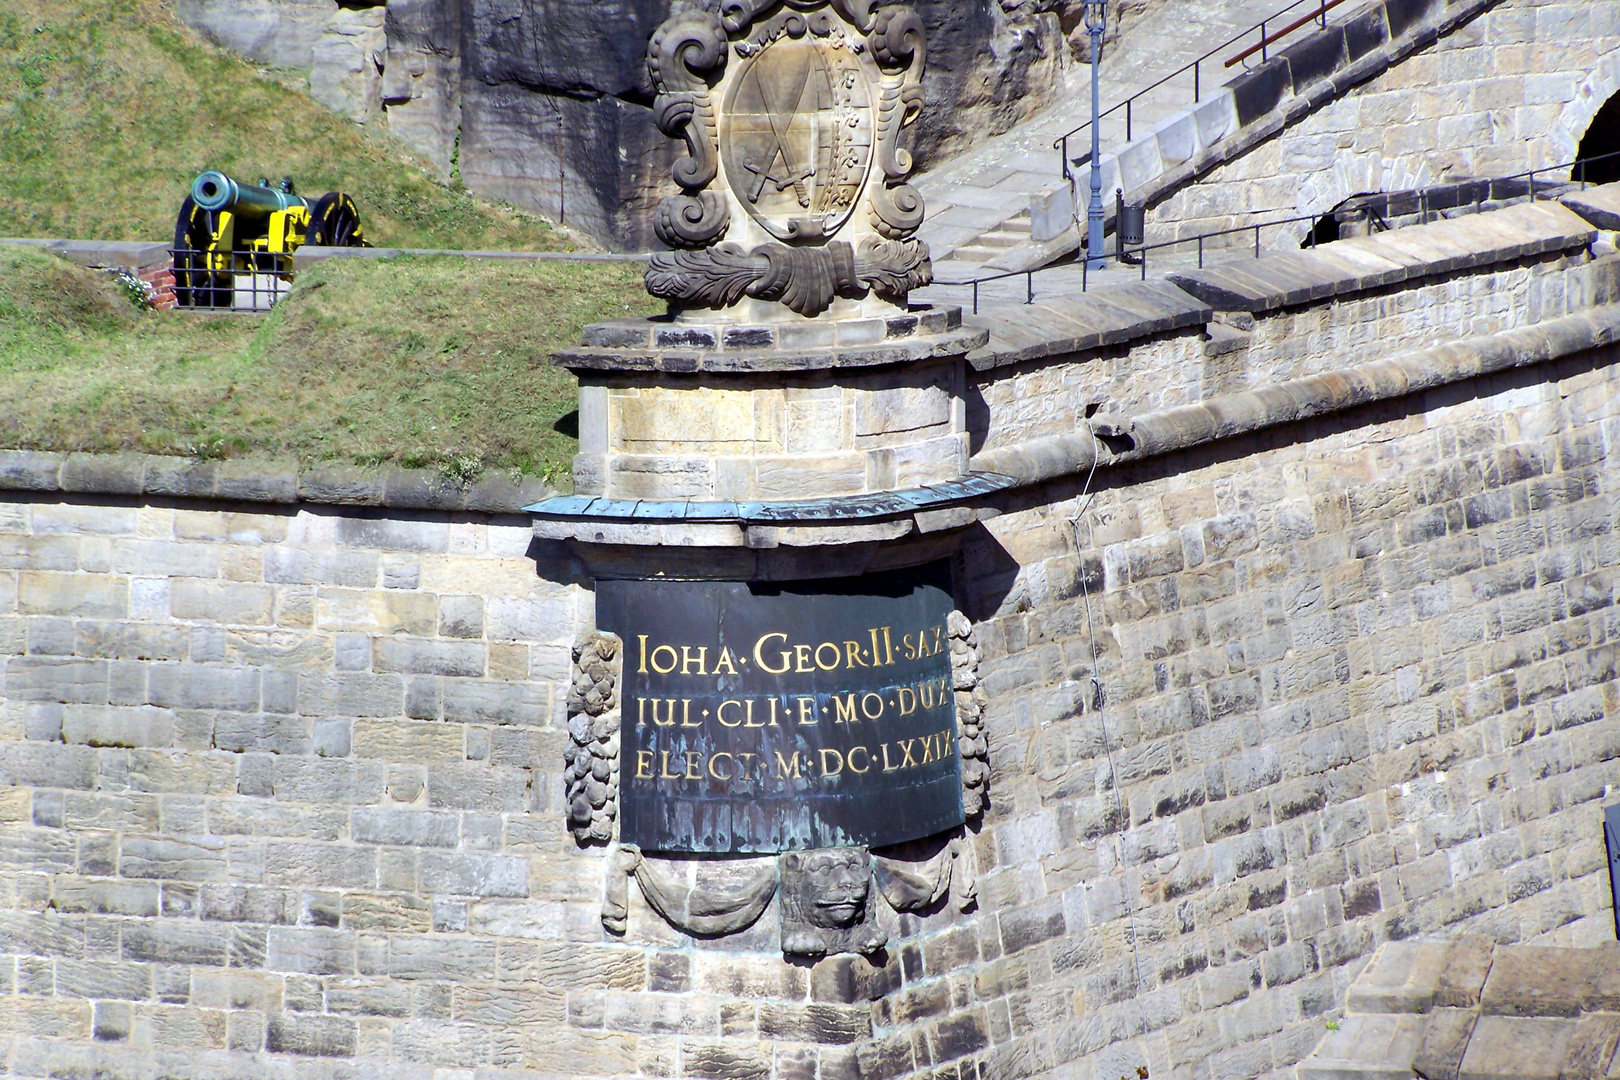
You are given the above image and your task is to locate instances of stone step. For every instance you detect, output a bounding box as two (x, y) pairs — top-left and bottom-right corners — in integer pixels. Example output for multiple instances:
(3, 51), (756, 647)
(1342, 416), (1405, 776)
(972, 232), (1026, 251)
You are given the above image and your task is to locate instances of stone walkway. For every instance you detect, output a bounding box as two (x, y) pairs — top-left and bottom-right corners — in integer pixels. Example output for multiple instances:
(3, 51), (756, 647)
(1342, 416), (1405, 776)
(916, 0), (1349, 274)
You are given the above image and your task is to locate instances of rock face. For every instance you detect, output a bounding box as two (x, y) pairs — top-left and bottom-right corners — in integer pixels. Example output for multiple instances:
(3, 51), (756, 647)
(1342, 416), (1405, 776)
(175, 0), (357, 70)
(309, 7), (387, 123)
(379, 0), (463, 177)
(173, 0), (1067, 249)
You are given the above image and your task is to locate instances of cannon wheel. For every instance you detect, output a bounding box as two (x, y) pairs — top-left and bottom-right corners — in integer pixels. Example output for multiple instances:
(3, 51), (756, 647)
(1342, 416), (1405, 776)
(172, 197), (230, 308)
(307, 193), (366, 247)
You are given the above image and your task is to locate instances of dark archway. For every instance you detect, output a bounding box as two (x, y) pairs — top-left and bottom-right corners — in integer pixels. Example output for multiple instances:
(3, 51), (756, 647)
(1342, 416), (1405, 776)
(1576, 92), (1620, 184)
(1303, 211), (1342, 249)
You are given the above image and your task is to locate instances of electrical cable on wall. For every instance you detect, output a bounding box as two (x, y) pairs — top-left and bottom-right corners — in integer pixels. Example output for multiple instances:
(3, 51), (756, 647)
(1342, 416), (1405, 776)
(1069, 417), (1149, 1040)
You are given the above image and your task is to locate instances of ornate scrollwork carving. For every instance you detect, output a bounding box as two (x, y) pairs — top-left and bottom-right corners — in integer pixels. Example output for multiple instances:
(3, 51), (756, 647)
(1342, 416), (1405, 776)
(723, 0), (878, 35)
(647, 237), (932, 317)
(654, 192), (732, 249)
(870, 184), (926, 240)
(649, 17), (730, 248)
(645, 0), (931, 312)
(868, 6), (927, 240)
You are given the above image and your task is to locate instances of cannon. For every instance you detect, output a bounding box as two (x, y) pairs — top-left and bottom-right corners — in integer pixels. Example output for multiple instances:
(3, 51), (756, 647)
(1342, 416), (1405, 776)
(173, 171), (368, 308)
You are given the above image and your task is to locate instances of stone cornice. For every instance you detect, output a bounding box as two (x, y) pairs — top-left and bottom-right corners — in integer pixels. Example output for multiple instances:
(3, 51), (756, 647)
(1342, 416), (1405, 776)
(972, 300), (1620, 487)
(0, 451), (552, 516)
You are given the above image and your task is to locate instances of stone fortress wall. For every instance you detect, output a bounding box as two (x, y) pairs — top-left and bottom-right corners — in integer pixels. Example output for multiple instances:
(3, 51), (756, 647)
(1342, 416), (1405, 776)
(5, 188), (1620, 1079)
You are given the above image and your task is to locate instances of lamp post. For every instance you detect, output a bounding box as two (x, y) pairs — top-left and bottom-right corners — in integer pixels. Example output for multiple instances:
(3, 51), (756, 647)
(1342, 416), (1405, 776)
(1084, 0), (1108, 271)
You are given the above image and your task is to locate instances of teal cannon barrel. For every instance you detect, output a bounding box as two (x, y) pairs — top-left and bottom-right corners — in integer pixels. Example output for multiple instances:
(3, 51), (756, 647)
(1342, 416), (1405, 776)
(190, 171), (314, 218)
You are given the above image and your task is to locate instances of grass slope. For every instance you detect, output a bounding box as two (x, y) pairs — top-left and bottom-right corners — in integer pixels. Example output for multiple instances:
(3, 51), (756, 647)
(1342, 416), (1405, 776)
(0, 0), (564, 250)
(0, 248), (658, 482)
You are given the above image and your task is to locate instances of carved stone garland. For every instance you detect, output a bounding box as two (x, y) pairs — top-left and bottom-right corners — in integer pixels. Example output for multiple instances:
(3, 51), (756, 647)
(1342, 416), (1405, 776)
(565, 633), (622, 844)
(950, 610), (990, 817)
(645, 0), (933, 318)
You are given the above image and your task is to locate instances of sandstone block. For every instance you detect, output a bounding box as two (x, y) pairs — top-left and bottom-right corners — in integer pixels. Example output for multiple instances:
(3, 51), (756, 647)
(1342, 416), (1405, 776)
(373, 637), (487, 678)
(351, 807), (460, 848)
(381, 937), (497, 981)
(439, 595), (485, 639)
(19, 572), (127, 618)
(1297, 1014), (1424, 1079)
(426, 761), (530, 811)
(170, 581), (275, 626)
(265, 547), (378, 588)
(352, 718), (465, 763)
(119, 836), (229, 882)
(297, 673), (405, 717)
(60, 704), (174, 748)
(266, 927), (356, 975)
(316, 587), (437, 635)
(55, 959), (154, 1001)
(266, 1013), (359, 1058)
(419, 851), (529, 898)
(339, 892), (432, 933)
(147, 664), (260, 712)
(121, 919), (229, 966)
(453, 984), (566, 1026)
(111, 540), (221, 579)
(264, 842), (376, 890)
(93, 1000), (132, 1043)
(441, 679), (548, 726)
(212, 712), (311, 755)
(271, 756), (387, 805)
(324, 976), (414, 1018)
(1459, 1016), (1572, 1079)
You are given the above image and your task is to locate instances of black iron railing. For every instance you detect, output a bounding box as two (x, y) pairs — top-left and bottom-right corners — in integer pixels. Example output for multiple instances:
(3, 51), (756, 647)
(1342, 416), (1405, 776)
(1056, 0), (1362, 182)
(939, 150), (1620, 315)
(170, 248), (294, 312)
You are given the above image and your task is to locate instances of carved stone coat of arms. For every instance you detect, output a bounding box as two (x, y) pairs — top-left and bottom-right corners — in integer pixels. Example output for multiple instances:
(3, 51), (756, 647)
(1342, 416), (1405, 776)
(645, 0), (932, 318)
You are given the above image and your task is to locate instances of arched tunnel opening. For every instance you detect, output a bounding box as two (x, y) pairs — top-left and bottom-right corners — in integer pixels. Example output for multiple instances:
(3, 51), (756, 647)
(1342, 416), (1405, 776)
(1577, 92), (1620, 184)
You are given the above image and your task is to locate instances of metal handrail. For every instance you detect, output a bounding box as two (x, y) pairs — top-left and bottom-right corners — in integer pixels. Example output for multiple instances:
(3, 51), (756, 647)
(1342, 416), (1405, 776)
(937, 149), (1620, 314)
(1053, 0), (1356, 178)
(1226, 0), (1353, 68)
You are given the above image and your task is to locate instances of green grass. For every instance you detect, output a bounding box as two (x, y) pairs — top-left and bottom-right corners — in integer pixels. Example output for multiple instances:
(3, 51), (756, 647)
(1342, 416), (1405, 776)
(0, 0), (568, 250)
(0, 248), (659, 483)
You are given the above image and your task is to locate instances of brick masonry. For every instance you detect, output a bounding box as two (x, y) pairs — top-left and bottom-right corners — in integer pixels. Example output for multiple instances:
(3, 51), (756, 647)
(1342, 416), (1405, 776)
(4, 223), (1620, 1080)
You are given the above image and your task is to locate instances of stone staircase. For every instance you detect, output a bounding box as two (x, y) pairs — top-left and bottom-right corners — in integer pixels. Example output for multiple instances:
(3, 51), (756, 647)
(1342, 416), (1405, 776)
(918, 0), (1496, 279)
(945, 213), (1034, 268)
(918, 0), (1310, 275)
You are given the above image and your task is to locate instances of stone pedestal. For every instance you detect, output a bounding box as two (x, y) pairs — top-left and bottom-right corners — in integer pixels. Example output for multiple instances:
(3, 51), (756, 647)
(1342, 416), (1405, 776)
(560, 307), (986, 504)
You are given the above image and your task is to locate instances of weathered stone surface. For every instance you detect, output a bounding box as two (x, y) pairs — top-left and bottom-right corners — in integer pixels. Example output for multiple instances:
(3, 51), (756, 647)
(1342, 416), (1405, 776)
(176, 0), (344, 69)
(11, 164), (1620, 1080)
(174, 0), (1065, 250)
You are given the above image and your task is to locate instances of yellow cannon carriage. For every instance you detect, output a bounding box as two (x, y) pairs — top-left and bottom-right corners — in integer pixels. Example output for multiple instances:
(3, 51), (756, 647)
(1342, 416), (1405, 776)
(173, 171), (367, 308)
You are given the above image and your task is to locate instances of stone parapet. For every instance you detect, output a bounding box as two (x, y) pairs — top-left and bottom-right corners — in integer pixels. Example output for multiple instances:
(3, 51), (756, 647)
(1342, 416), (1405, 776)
(1165, 201), (1596, 314)
(0, 451), (552, 515)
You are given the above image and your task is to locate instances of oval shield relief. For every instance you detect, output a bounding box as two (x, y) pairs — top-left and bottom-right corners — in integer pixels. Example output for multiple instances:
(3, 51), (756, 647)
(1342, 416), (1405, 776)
(721, 33), (874, 243)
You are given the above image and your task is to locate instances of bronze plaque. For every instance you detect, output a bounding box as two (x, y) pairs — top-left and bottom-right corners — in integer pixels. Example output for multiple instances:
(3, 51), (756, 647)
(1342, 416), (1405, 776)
(597, 565), (964, 854)
(721, 30), (874, 242)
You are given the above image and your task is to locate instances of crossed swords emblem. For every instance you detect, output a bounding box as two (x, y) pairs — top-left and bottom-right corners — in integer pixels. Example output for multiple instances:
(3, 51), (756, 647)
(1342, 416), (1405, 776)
(742, 50), (818, 208)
